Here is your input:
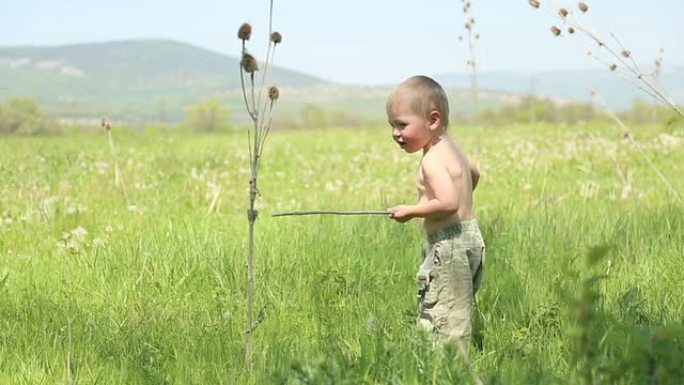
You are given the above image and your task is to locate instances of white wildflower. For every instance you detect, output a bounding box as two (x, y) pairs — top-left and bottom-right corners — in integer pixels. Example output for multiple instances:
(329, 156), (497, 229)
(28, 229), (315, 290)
(71, 226), (88, 239)
(91, 238), (105, 248)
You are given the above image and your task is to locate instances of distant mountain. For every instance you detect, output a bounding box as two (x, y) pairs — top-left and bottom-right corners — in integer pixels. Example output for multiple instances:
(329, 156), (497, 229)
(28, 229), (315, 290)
(0, 39), (326, 122)
(434, 66), (684, 109)
(3, 40), (681, 125)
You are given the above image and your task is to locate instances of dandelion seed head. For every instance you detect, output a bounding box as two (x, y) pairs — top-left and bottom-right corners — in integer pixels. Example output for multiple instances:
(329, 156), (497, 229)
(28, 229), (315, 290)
(91, 238), (105, 248)
(551, 26), (562, 36)
(270, 31), (282, 44)
(559, 8), (568, 17)
(71, 226), (88, 240)
(609, 63), (617, 71)
(621, 49), (631, 58)
(578, 2), (589, 13)
(568, 27), (575, 34)
(529, 0), (540, 9)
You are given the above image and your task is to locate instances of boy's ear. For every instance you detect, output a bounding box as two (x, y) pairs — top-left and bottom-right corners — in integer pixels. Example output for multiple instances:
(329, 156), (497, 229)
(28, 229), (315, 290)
(428, 110), (441, 130)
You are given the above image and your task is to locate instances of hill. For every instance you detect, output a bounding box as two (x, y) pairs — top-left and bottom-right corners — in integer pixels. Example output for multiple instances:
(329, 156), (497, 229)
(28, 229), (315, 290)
(0, 39), (326, 122)
(3, 39), (682, 125)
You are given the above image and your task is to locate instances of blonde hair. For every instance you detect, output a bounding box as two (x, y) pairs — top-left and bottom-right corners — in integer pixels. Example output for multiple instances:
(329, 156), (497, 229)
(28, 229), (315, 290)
(386, 75), (450, 130)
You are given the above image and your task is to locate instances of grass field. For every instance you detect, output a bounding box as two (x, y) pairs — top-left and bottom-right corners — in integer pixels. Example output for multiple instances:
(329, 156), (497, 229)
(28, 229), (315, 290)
(1, 122), (683, 384)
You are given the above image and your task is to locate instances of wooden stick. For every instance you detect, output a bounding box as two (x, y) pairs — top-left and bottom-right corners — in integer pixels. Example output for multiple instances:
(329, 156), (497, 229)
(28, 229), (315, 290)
(272, 210), (388, 217)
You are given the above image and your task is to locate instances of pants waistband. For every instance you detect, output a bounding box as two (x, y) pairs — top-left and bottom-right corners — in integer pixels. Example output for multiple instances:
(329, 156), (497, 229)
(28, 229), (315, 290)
(426, 220), (479, 244)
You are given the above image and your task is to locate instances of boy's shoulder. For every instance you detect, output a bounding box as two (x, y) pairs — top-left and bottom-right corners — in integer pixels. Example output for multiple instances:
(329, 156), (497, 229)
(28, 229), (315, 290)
(425, 134), (460, 159)
(421, 134), (469, 172)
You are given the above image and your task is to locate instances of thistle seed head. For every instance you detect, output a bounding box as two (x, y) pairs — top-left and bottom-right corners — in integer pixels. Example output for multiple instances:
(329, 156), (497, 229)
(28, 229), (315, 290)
(268, 86), (280, 101)
(238, 23), (252, 41)
(559, 8), (568, 17)
(550, 26), (562, 36)
(578, 2), (588, 13)
(271, 31), (282, 44)
(241, 53), (258, 74)
(101, 118), (111, 131)
(529, 0), (540, 9)
(621, 49), (631, 58)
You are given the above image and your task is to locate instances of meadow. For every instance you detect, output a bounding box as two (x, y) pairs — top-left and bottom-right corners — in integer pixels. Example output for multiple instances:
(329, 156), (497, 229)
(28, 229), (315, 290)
(1, 121), (683, 384)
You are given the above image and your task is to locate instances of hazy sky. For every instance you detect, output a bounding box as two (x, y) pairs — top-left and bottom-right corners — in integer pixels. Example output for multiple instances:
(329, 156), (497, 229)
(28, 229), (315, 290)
(1, 0), (681, 85)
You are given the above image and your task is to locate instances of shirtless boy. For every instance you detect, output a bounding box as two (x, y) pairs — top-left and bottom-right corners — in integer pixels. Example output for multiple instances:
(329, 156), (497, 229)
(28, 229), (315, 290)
(386, 75), (485, 345)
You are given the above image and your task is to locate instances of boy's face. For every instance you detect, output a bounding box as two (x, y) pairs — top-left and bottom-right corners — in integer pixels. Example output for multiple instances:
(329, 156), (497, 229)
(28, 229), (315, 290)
(387, 98), (440, 154)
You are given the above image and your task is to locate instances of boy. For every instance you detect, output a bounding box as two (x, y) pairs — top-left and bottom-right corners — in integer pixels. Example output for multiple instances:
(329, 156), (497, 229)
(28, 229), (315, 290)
(386, 75), (484, 346)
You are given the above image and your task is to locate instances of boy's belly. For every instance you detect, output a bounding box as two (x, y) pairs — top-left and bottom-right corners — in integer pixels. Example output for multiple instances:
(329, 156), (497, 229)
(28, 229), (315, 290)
(422, 208), (474, 234)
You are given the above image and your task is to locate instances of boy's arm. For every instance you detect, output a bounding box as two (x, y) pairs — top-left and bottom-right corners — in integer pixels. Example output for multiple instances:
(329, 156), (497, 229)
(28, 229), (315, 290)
(470, 162), (480, 191)
(388, 155), (459, 222)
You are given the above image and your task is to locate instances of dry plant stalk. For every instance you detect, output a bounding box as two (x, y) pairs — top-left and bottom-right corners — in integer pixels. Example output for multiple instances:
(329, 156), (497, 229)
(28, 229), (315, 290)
(206, 184), (221, 215)
(528, 0), (684, 119)
(101, 119), (128, 203)
(590, 90), (684, 206)
(272, 210), (388, 217)
(237, 0), (281, 372)
(651, 48), (664, 88)
(459, 0), (480, 115)
(59, 238), (75, 385)
(650, 48), (664, 121)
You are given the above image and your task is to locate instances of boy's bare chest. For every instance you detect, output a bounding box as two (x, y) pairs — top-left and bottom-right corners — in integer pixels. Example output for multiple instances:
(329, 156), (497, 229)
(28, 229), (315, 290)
(415, 171), (429, 198)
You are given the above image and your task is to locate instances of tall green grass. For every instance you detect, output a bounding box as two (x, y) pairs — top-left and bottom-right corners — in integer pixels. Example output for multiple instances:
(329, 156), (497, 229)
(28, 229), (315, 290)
(0, 122), (683, 384)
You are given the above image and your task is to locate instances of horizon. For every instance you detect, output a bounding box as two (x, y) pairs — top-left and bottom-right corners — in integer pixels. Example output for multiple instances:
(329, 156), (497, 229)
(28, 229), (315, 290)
(1, 0), (682, 85)
(2, 37), (682, 86)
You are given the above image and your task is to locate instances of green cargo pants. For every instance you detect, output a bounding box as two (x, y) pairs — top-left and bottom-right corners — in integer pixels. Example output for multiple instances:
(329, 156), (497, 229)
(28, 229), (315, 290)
(417, 220), (485, 344)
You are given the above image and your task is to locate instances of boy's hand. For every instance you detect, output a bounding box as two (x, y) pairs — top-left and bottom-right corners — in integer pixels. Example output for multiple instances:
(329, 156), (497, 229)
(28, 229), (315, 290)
(387, 205), (414, 223)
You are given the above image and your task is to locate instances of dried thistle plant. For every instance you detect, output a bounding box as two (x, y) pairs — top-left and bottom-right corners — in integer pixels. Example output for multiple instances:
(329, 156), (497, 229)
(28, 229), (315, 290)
(651, 47), (664, 88)
(237, 0), (281, 373)
(101, 118), (128, 203)
(529, 0), (684, 119)
(650, 48), (665, 121)
(458, 0), (480, 115)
